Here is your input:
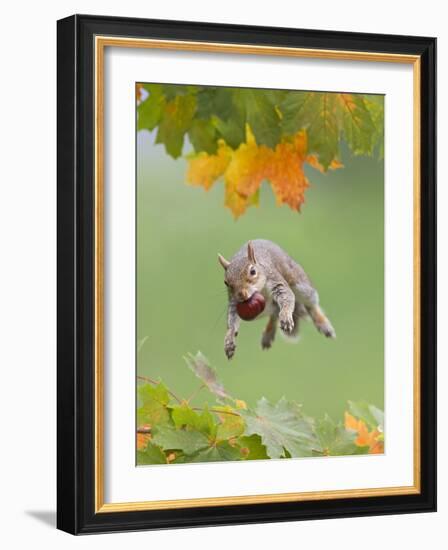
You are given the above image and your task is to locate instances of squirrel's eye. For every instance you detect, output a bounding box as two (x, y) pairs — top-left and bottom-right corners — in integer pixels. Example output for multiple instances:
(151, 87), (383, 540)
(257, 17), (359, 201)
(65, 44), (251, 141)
(249, 267), (257, 276)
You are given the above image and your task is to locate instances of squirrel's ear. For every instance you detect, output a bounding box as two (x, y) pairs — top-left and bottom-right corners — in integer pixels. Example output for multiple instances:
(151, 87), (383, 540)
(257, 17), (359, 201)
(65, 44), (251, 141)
(218, 253), (230, 270)
(247, 241), (257, 264)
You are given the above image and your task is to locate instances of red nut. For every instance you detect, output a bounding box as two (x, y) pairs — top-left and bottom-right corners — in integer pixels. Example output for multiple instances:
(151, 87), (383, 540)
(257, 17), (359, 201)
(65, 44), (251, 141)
(236, 292), (266, 321)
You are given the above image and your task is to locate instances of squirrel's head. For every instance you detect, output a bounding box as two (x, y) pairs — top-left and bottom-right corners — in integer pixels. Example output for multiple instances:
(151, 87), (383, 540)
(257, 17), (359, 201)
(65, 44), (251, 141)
(218, 241), (266, 302)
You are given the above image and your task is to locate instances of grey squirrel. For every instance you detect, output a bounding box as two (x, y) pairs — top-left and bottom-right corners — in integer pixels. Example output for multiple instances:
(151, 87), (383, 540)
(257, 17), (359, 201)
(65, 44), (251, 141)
(218, 239), (336, 359)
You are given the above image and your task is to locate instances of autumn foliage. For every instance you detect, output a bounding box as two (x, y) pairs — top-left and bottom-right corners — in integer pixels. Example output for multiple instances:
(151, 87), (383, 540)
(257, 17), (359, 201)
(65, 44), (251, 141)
(137, 84), (383, 217)
(137, 352), (384, 465)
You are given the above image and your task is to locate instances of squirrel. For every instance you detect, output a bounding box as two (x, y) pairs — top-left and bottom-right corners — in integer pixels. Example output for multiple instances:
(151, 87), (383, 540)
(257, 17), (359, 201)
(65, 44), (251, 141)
(218, 239), (336, 359)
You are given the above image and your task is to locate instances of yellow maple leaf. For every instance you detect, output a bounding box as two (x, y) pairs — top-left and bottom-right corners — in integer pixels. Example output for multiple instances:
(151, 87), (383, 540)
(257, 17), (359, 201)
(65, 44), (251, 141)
(187, 142), (231, 190)
(223, 136), (271, 217)
(226, 140), (271, 199)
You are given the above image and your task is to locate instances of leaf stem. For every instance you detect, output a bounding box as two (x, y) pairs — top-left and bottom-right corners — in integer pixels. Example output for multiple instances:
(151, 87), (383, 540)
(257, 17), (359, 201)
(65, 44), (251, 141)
(192, 406), (241, 417)
(186, 383), (206, 404)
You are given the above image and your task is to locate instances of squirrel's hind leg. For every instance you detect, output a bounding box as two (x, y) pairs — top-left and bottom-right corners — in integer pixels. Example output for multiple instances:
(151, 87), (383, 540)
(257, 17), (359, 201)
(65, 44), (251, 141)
(307, 304), (336, 339)
(261, 311), (278, 350)
(294, 284), (336, 339)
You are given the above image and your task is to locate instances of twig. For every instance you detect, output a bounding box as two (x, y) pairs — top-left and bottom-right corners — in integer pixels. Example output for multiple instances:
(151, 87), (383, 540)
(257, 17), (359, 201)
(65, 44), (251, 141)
(137, 427), (152, 434)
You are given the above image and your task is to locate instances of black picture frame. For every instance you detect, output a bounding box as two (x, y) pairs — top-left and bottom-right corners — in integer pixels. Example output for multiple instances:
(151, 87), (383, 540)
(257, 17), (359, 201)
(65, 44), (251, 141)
(57, 14), (436, 535)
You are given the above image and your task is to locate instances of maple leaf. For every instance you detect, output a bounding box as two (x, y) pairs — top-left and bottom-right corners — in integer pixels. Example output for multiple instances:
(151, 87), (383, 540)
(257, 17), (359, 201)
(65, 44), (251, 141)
(348, 400), (384, 431)
(344, 411), (384, 454)
(239, 89), (281, 148)
(338, 93), (377, 156)
(137, 382), (171, 427)
(187, 128), (325, 217)
(188, 119), (218, 155)
(189, 442), (243, 463)
(214, 406), (245, 440)
(225, 131), (270, 199)
(138, 85), (383, 218)
(137, 84), (166, 131)
(171, 403), (217, 438)
(237, 434), (269, 460)
(306, 155), (344, 173)
(315, 414), (358, 456)
(137, 442), (167, 465)
(241, 397), (320, 459)
(266, 133), (309, 211)
(281, 92), (340, 169)
(155, 94), (196, 158)
(187, 142), (231, 190)
(152, 426), (210, 455)
(153, 424), (244, 463)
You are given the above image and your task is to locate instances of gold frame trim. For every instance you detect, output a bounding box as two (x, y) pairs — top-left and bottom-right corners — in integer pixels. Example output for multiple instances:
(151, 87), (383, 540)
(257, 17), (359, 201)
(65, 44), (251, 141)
(94, 36), (421, 513)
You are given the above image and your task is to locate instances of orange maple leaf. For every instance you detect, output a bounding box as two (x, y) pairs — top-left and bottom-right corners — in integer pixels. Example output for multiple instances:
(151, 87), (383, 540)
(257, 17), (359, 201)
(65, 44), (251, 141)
(306, 155), (344, 173)
(266, 133), (309, 211)
(344, 412), (384, 454)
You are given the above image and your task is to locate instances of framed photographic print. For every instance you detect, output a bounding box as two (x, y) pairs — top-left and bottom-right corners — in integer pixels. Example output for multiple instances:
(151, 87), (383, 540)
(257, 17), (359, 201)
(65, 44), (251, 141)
(57, 14), (436, 534)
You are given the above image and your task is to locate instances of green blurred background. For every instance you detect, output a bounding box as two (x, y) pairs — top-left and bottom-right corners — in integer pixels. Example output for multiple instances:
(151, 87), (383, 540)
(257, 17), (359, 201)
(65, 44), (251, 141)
(136, 130), (384, 421)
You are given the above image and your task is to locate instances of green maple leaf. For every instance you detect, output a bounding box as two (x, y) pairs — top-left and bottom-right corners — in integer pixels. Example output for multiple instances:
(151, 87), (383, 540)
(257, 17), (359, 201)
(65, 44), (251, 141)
(189, 441), (242, 463)
(338, 94), (376, 156)
(185, 352), (230, 400)
(152, 426), (210, 455)
(155, 94), (196, 158)
(240, 89), (281, 149)
(162, 84), (199, 100)
(188, 119), (218, 154)
(138, 84), (166, 131)
(280, 91), (316, 135)
(214, 407), (245, 440)
(241, 397), (320, 459)
(281, 91), (339, 169)
(363, 94), (385, 157)
(305, 93), (339, 169)
(137, 442), (167, 465)
(212, 115), (246, 149)
(137, 382), (171, 426)
(171, 403), (217, 438)
(315, 414), (359, 456)
(196, 87), (234, 120)
(237, 434), (269, 460)
(153, 425), (243, 463)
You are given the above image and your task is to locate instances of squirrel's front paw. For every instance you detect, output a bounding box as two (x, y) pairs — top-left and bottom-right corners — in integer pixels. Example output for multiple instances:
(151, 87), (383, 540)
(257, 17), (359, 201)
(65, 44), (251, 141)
(279, 311), (294, 335)
(224, 335), (237, 360)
